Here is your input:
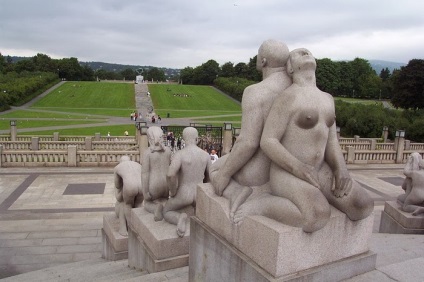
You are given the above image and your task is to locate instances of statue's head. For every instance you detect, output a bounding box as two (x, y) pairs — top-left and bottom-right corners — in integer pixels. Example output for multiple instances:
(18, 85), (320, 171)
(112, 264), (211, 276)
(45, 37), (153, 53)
(120, 155), (130, 163)
(257, 39), (290, 71)
(147, 126), (165, 152)
(286, 48), (316, 76)
(182, 127), (198, 145)
(406, 152), (424, 171)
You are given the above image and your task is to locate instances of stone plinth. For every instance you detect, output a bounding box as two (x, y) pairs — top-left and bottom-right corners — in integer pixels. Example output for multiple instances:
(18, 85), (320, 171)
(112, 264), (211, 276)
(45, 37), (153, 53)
(379, 201), (424, 234)
(128, 207), (193, 273)
(191, 183), (376, 281)
(102, 212), (128, 261)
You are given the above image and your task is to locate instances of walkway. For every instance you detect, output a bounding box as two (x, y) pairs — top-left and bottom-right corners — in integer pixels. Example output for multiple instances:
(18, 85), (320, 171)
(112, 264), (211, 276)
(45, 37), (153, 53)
(1, 164), (423, 280)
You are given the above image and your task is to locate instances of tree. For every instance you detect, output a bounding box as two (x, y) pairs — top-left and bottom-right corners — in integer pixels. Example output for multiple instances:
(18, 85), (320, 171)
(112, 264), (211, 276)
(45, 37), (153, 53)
(120, 68), (137, 81)
(234, 62), (249, 78)
(220, 62), (235, 77)
(350, 58), (376, 98)
(145, 67), (165, 82)
(246, 56), (261, 81)
(180, 67), (194, 84)
(391, 59), (424, 109)
(316, 58), (340, 95)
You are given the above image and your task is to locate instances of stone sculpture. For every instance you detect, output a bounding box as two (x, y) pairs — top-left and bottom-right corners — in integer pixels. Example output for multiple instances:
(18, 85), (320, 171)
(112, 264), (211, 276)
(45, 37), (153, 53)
(397, 152), (424, 215)
(255, 48), (374, 232)
(210, 39), (292, 221)
(114, 155), (143, 236)
(156, 127), (211, 237)
(141, 126), (172, 220)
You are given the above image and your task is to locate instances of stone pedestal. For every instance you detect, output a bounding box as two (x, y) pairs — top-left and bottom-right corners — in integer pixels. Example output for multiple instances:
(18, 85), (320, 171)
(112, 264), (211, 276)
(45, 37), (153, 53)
(190, 183), (376, 281)
(102, 213), (128, 261)
(379, 201), (424, 234)
(128, 207), (193, 273)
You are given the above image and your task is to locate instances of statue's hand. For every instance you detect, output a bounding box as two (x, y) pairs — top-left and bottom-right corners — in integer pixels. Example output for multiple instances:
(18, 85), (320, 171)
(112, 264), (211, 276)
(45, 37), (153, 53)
(333, 170), (353, 198)
(214, 173), (231, 196)
(298, 164), (320, 188)
(144, 191), (152, 201)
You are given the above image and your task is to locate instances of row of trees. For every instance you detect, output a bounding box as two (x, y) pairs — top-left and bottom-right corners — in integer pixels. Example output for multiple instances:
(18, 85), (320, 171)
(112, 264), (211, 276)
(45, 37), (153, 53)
(0, 53), (168, 82)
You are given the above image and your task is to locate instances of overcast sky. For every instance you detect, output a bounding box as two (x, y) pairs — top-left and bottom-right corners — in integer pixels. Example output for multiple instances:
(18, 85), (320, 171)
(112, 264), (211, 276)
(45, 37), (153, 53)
(1, 0), (423, 69)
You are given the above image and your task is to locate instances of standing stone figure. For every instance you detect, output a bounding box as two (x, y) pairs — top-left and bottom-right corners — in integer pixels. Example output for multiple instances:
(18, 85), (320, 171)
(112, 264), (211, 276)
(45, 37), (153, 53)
(397, 152), (424, 215)
(142, 126), (172, 220)
(210, 39), (292, 221)
(257, 48), (374, 232)
(157, 127), (211, 237)
(114, 156), (143, 236)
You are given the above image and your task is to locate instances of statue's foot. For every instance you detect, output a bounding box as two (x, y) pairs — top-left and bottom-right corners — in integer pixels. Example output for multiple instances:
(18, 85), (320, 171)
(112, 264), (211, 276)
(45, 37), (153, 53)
(412, 207), (424, 216)
(177, 213), (188, 237)
(232, 200), (260, 225)
(118, 227), (128, 237)
(229, 186), (253, 222)
(154, 204), (164, 221)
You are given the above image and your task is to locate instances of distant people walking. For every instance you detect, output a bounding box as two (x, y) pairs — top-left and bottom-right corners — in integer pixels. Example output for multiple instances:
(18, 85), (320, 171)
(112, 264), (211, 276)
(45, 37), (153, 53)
(210, 149), (219, 164)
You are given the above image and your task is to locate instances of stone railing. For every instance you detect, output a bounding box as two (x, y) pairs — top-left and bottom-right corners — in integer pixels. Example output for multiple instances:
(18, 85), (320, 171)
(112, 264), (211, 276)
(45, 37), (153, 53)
(0, 146), (141, 167)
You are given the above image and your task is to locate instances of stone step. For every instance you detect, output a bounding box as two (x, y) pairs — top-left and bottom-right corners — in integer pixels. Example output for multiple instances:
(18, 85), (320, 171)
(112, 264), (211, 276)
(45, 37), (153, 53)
(2, 259), (188, 282)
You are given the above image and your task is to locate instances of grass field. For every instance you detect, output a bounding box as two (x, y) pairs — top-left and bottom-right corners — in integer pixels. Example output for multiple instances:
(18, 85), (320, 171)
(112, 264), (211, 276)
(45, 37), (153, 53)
(31, 81), (136, 113)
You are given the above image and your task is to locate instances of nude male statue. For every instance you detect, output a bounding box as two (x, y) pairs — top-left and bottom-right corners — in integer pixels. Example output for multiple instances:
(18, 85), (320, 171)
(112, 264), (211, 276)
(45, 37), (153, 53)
(157, 127), (211, 237)
(210, 39), (292, 221)
(141, 126), (172, 220)
(398, 152), (424, 215)
(257, 48), (374, 232)
(114, 155), (143, 236)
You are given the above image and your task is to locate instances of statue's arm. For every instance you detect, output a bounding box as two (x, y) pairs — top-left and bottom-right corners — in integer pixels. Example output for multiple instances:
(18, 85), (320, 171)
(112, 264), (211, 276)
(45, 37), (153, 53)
(214, 88), (263, 194)
(141, 152), (151, 200)
(204, 155), (211, 183)
(167, 153), (181, 197)
(325, 123), (353, 197)
(260, 96), (319, 188)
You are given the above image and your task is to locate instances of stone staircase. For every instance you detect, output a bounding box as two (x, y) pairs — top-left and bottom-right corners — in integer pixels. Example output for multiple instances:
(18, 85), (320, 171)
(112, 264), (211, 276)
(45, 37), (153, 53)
(2, 258), (188, 282)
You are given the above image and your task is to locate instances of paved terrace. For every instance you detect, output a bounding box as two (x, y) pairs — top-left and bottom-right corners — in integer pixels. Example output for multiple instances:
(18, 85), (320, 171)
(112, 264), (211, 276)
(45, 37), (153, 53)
(0, 164), (423, 280)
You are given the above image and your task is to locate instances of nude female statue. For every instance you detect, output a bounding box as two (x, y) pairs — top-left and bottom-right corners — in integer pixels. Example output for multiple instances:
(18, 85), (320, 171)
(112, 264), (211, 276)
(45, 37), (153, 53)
(141, 126), (172, 220)
(258, 48), (374, 232)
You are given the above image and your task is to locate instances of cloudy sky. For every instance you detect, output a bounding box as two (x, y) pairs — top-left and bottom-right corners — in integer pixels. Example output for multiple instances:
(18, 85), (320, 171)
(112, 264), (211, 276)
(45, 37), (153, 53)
(1, 0), (423, 69)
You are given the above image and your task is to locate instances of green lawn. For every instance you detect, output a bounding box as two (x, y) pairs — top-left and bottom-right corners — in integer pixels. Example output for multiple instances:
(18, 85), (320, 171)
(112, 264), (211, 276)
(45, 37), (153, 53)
(0, 109), (102, 119)
(31, 81), (135, 114)
(0, 119), (101, 130)
(149, 84), (241, 118)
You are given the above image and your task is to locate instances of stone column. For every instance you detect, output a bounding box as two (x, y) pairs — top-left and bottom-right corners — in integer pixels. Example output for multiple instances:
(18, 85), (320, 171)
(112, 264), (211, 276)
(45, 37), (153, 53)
(370, 139), (376, 150)
(85, 137), (92, 150)
(10, 121), (17, 141)
(222, 125), (233, 156)
(404, 140), (410, 150)
(138, 135), (148, 164)
(382, 127), (389, 143)
(68, 145), (77, 167)
(53, 132), (59, 141)
(347, 146), (355, 164)
(396, 137), (405, 164)
(95, 133), (101, 141)
(0, 145), (3, 167)
(354, 135), (360, 142)
(31, 137), (39, 151)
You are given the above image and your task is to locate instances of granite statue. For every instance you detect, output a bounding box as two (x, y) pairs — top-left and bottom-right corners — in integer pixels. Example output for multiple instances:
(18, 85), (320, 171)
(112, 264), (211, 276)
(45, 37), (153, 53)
(210, 39), (292, 221)
(397, 152), (424, 215)
(141, 126), (172, 220)
(114, 155), (143, 236)
(254, 48), (374, 232)
(156, 127), (211, 237)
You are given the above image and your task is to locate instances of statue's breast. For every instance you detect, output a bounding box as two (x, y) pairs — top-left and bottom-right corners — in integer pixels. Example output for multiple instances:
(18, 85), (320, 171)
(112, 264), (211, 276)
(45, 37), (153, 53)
(295, 108), (319, 129)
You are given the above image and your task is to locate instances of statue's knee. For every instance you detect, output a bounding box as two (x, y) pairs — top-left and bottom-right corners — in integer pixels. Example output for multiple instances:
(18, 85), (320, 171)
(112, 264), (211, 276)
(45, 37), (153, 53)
(302, 201), (330, 233)
(349, 196), (374, 220)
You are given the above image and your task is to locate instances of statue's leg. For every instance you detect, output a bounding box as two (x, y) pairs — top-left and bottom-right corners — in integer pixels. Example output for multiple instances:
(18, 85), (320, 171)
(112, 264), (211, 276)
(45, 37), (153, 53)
(233, 192), (303, 227)
(163, 197), (191, 236)
(270, 167), (330, 233)
(144, 200), (158, 214)
(319, 163), (373, 221)
(222, 180), (252, 221)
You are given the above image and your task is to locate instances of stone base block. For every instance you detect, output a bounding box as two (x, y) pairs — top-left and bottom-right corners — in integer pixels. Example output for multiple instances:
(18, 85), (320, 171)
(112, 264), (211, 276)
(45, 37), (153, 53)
(101, 212), (128, 261)
(379, 201), (424, 234)
(127, 207), (192, 273)
(190, 217), (377, 282)
(195, 183), (375, 277)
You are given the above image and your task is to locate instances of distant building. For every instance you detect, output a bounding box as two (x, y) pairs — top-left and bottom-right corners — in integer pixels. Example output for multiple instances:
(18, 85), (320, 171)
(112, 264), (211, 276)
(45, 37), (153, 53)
(136, 75), (144, 84)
